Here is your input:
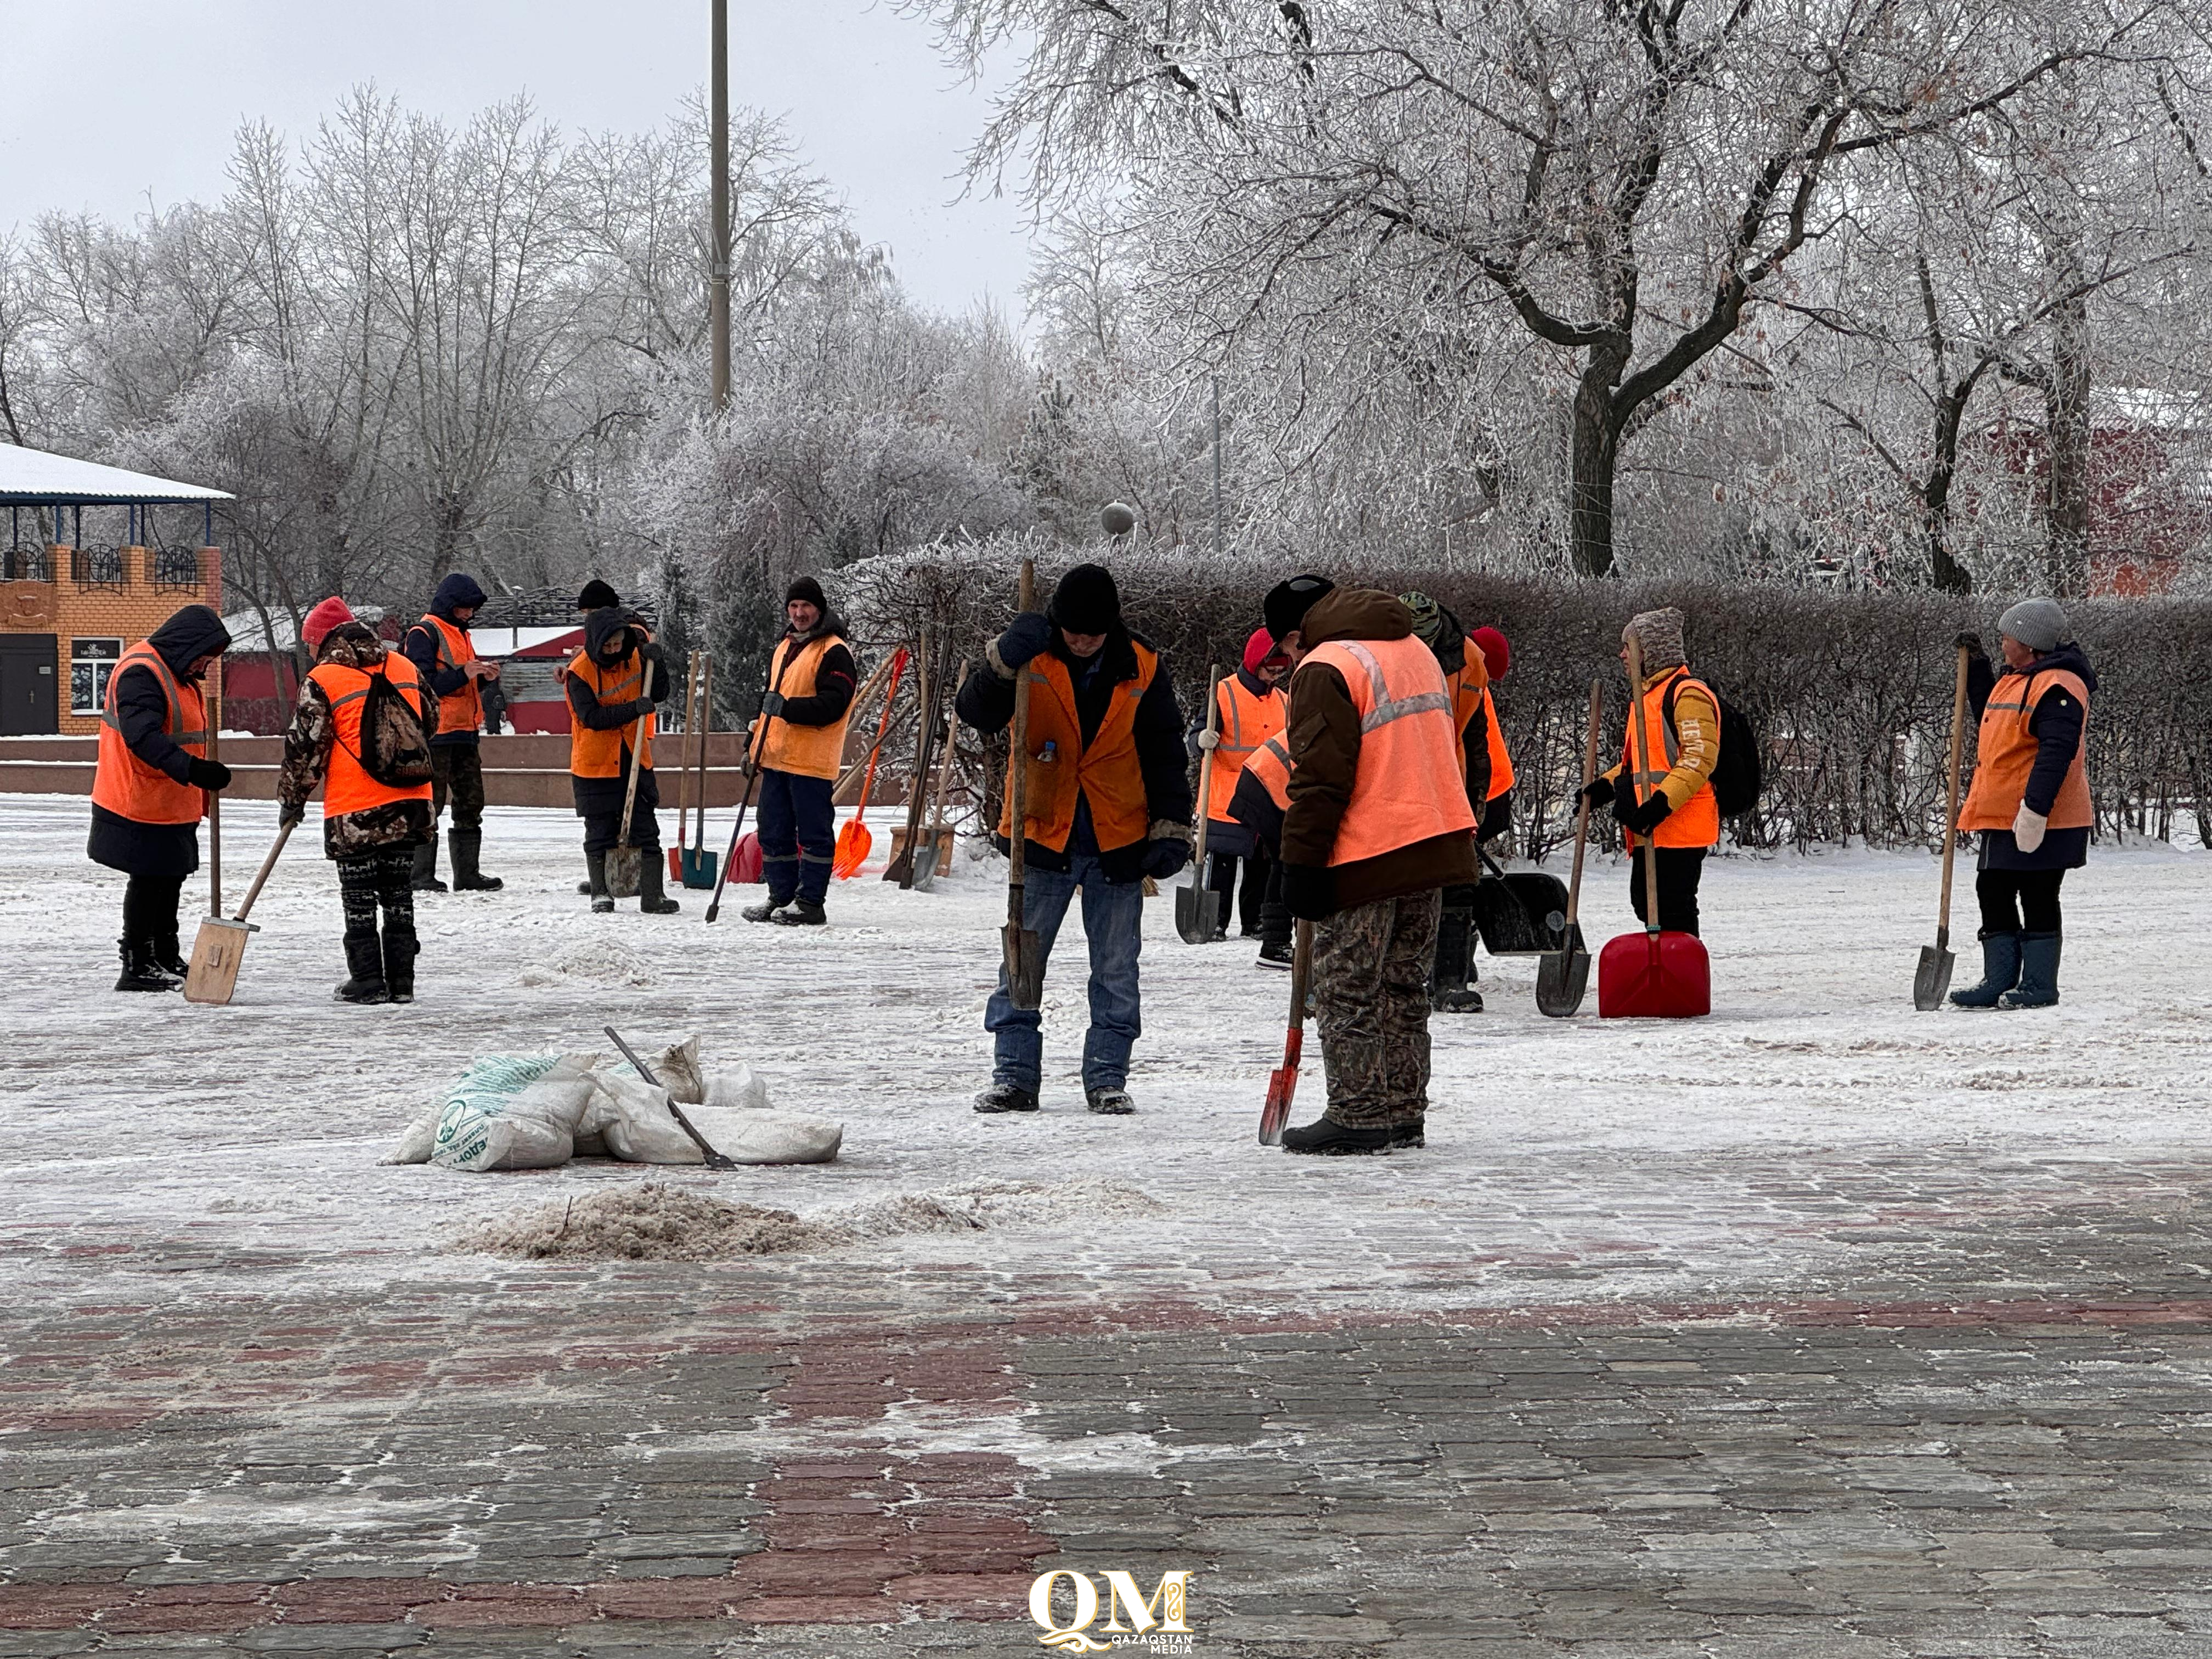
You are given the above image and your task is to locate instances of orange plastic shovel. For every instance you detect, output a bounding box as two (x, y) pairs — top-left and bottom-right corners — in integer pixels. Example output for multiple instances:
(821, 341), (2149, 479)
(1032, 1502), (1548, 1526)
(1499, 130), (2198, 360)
(832, 646), (908, 879)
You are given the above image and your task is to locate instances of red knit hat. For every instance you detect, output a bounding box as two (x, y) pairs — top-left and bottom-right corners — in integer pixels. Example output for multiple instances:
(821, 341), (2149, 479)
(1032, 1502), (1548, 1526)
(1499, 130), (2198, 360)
(1471, 625), (1510, 682)
(301, 597), (355, 652)
(1242, 626), (1285, 675)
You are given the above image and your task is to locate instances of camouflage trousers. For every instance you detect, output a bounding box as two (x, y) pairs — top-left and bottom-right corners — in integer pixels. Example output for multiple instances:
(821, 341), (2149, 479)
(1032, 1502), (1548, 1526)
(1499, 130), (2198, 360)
(1312, 889), (1442, 1129)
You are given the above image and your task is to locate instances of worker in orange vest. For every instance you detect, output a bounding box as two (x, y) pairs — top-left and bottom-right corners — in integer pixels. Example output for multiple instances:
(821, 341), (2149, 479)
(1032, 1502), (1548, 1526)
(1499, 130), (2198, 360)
(275, 599), (437, 1003)
(741, 577), (859, 927)
(957, 563), (1193, 1116)
(88, 603), (233, 992)
(1192, 627), (1288, 945)
(1469, 626), (1516, 847)
(401, 572), (504, 894)
(1268, 576), (1479, 1155)
(1950, 599), (2095, 1009)
(567, 606), (679, 915)
(1402, 593), (1496, 1013)
(1579, 607), (1720, 934)
(1228, 729), (1296, 968)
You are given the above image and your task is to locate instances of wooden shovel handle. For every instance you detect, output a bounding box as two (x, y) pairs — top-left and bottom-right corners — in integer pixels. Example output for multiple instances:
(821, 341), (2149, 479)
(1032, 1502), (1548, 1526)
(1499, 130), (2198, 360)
(616, 709), (647, 848)
(1564, 678), (1601, 929)
(233, 817), (297, 924)
(1937, 644), (1971, 941)
(1006, 560), (1035, 893)
(1191, 663), (1223, 869)
(1624, 634), (1661, 935)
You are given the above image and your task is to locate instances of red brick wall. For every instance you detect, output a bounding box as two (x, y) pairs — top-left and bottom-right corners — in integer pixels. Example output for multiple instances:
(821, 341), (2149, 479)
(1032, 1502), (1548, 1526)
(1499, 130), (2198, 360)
(0, 546), (224, 733)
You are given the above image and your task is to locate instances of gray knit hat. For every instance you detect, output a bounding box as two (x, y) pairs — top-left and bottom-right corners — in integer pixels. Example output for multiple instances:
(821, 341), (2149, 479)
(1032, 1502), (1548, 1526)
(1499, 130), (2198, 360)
(1997, 597), (2068, 653)
(1622, 606), (1688, 672)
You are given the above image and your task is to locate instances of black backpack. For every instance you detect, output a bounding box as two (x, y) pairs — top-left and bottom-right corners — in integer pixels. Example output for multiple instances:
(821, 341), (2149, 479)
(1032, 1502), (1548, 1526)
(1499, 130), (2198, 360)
(1663, 674), (1763, 818)
(351, 662), (436, 788)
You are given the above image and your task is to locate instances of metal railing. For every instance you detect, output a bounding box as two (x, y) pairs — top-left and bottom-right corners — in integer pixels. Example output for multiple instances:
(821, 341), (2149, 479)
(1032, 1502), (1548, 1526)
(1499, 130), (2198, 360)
(2, 545), (50, 582)
(151, 546), (201, 589)
(73, 546), (126, 588)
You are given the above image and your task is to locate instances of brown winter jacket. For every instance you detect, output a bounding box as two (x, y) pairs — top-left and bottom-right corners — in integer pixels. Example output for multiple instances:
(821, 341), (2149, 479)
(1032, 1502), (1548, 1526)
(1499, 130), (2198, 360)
(277, 624), (436, 861)
(1280, 589), (1480, 912)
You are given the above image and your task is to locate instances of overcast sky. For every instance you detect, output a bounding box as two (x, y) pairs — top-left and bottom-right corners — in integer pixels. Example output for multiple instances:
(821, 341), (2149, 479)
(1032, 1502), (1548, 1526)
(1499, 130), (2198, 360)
(0, 0), (1032, 319)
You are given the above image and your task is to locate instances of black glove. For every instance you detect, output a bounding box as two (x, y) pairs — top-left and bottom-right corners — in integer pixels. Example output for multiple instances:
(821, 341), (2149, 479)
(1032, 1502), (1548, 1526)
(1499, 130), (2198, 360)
(1579, 775), (1616, 810)
(1615, 792), (1673, 835)
(278, 802), (306, 828)
(186, 758), (233, 792)
(1281, 863), (1335, 921)
(630, 698), (657, 719)
(760, 691), (786, 719)
(995, 612), (1053, 672)
(1141, 835), (1190, 879)
(1954, 631), (1984, 655)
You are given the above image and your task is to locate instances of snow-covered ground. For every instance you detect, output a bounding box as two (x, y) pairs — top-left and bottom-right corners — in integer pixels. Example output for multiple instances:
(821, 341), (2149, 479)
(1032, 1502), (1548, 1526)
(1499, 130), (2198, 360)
(5, 794), (2208, 1317)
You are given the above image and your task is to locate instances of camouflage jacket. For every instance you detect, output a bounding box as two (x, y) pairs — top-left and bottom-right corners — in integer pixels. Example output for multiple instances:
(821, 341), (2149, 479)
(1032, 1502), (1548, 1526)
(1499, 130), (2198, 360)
(278, 625), (435, 861)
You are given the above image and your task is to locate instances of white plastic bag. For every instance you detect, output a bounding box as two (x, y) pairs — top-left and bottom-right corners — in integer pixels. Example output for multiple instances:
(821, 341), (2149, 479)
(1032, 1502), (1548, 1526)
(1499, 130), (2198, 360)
(589, 1071), (706, 1165)
(684, 1106), (842, 1165)
(703, 1064), (771, 1114)
(431, 1056), (597, 1173)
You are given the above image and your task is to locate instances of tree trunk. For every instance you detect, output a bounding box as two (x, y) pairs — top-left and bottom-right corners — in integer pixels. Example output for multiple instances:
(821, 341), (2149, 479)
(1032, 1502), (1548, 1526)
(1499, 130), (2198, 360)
(2044, 286), (2092, 599)
(1569, 358), (1625, 578)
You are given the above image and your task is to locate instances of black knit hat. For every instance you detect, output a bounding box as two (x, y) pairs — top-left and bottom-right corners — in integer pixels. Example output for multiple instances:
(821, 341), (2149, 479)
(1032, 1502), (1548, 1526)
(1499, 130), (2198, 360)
(1264, 575), (1336, 644)
(576, 579), (620, 612)
(1048, 563), (1121, 634)
(785, 575), (828, 612)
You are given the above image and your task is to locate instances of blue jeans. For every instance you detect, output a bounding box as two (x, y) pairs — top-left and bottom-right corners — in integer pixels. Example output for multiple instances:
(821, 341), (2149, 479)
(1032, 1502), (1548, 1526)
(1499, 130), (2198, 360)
(985, 854), (1144, 1093)
(756, 768), (836, 905)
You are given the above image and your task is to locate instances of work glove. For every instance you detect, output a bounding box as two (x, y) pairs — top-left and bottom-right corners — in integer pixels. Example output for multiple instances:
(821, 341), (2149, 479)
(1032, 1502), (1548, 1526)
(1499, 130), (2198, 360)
(1579, 775), (1616, 810)
(629, 698), (657, 719)
(186, 758), (233, 792)
(1615, 792), (1673, 836)
(760, 691), (786, 719)
(1196, 729), (1219, 752)
(992, 612), (1053, 675)
(278, 802), (306, 828)
(2012, 802), (2048, 854)
(1281, 862), (1335, 922)
(1140, 821), (1191, 879)
(1954, 631), (1985, 656)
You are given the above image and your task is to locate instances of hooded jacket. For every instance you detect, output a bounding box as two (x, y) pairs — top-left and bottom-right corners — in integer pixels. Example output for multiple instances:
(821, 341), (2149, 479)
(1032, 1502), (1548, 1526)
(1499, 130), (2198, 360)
(86, 605), (232, 881)
(1280, 589), (1479, 910)
(278, 623), (436, 859)
(403, 573), (490, 746)
(566, 608), (671, 817)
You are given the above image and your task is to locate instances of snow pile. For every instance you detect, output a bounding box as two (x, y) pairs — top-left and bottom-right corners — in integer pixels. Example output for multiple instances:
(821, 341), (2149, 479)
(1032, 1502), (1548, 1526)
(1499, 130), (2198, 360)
(516, 935), (658, 989)
(456, 1178), (1164, 1262)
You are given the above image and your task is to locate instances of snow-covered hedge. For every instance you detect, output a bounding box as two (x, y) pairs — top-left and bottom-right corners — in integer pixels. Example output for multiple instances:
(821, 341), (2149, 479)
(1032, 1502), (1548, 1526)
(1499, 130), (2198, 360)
(838, 536), (2212, 856)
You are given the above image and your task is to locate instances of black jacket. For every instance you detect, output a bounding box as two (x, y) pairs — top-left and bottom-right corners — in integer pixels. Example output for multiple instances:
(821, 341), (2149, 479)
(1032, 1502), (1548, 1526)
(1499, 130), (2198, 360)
(956, 623), (1190, 881)
(1966, 642), (2097, 819)
(770, 612), (859, 727)
(403, 572), (489, 747)
(567, 608), (672, 810)
(87, 605), (232, 881)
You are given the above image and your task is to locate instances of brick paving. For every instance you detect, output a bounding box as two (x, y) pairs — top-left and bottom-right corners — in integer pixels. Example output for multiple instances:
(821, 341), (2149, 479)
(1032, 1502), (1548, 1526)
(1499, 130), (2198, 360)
(8, 1149), (2212, 1657)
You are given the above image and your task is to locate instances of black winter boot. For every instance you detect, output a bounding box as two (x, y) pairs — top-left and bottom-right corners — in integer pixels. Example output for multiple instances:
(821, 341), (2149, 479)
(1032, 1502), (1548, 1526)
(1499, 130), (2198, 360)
(741, 896), (791, 923)
(1085, 1087), (1136, 1115)
(973, 1084), (1040, 1114)
(586, 850), (614, 914)
(2000, 932), (2062, 1009)
(1431, 899), (1482, 1013)
(334, 932), (390, 1004)
(115, 938), (178, 992)
(1389, 1118), (1426, 1150)
(152, 934), (189, 981)
(410, 840), (447, 893)
(772, 899), (826, 927)
(637, 857), (680, 915)
(1280, 1117), (1391, 1155)
(449, 829), (503, 891)
(382, 927), (419, 1004)
(1949, 929), (2022, 1009)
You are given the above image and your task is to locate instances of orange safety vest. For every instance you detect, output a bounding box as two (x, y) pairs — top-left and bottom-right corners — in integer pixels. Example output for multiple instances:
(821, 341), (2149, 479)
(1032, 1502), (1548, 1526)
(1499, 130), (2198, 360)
(1245, 733), (1293, 812)
(1959, 667), (2092, 832)
(1622, 669), (1720, 850)
(1207, 674), (1284, 822)
(998, 643), (1160, 854)
(759, 633), (854, 781)
(1298, 635), (1477, 867)
(307, 653), (435, 817)
(1482, 685), (1514, 799)
(91, 642), (209, 826)
(567, 650), (653, 778)
(1444, 652), (1492, 803)
(417, 614), (481, 737)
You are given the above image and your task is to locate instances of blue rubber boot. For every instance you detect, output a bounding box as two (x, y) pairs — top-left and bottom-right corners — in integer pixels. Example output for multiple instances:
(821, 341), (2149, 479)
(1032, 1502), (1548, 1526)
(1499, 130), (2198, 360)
(1949, 929), (2021, 1009)
(2000, 932), (2062, 1009)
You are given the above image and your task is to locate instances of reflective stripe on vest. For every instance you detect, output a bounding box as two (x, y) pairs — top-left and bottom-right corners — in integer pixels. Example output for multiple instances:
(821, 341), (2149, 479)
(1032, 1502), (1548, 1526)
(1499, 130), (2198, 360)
(759, 633), (854, 781)
(91, 642), (208, 826)
(308, 654), (434, 817)
(419, 614), (482, 737)
(1298, 636), (1476, 867)
(568, 651), (653, 778)
(1958, 667), (2093, 833)
(1209, 676), (1283, 823)
(1620, 669), (1719, 849)
(996, 643), (1160, 855)
(1246, 733), (1293, 812)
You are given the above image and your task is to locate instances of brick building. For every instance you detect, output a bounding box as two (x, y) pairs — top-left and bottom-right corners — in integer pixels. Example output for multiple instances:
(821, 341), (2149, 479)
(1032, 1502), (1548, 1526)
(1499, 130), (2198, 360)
(0, 447), (229, 736)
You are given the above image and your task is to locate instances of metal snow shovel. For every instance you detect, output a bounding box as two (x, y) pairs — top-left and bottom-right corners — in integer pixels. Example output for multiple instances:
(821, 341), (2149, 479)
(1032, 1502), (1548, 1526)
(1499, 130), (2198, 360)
(1259, 919), (1314, 1145)
(1536, 679), (1603, 1017)
(603, 1026), (738, 1170)
(607, 711), (649, 899)
(833, 646), (908, 879)
(681, 653), (719, 889)
(184, 817), (296, 1006)
(1915, 644), (1972, 1010)
(1598, 634), (1711, 1019)
(1176, 664), (1226, 945)
(912, 656), (965, 892)
(1000, 559), (1044, 1010)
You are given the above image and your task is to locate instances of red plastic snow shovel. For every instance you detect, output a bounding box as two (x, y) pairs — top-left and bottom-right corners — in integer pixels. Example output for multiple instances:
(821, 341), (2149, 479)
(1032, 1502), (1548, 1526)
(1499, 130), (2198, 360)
(1598, 635), (1710, 1019)
(1259, 920), (1314, 1144)
(833, 646), (907, 879)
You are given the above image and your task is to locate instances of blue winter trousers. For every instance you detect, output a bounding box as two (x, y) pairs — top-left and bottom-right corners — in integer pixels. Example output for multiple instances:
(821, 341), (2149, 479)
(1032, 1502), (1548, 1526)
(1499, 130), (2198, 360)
(756, 768), (836, 906)
(985, 854), (1143, 1094)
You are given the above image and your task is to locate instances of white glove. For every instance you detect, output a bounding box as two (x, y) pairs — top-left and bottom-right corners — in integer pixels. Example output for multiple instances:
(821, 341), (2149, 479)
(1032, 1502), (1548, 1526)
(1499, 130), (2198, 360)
(1197, 730), (1219, 752)
(2012, 803), (2048, 853)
